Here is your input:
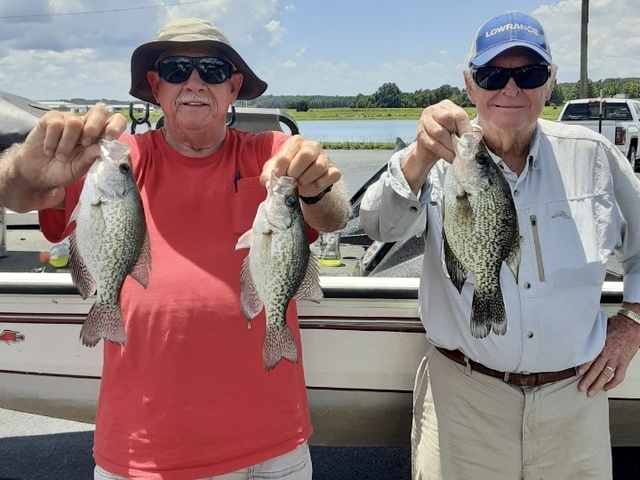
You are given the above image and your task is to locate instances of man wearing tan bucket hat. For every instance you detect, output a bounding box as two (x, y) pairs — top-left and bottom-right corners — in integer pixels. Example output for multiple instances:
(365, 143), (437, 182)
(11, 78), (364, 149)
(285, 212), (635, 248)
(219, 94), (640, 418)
(0, 17), (350, 480)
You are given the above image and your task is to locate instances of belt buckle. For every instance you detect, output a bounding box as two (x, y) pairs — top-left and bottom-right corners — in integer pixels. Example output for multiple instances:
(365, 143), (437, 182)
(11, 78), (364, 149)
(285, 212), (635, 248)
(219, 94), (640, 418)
(505, 372), (538, 388)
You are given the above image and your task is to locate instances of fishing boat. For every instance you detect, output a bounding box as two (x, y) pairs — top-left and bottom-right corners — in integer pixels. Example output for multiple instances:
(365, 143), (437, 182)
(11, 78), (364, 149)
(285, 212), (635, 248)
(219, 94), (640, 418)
(1, 92), (639, 448)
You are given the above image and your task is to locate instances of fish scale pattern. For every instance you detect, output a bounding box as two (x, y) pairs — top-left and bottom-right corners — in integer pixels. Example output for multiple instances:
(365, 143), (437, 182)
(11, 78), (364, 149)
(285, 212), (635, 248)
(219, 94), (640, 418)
(443, 130), (520, 338)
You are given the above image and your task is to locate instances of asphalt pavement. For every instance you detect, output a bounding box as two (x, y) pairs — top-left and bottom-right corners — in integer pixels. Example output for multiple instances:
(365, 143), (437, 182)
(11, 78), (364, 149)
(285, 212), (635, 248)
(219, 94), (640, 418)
(1, 408), (638, 479)
(0, 409), (410, 480)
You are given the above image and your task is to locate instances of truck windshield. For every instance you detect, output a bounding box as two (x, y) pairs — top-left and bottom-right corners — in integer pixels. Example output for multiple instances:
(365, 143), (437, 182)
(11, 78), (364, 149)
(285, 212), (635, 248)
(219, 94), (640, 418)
(561, 102), (632, 121)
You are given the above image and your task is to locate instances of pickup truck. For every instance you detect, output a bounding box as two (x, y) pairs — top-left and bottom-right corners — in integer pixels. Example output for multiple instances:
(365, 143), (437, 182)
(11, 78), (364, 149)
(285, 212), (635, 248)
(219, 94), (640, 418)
(557, 97), (640, 171)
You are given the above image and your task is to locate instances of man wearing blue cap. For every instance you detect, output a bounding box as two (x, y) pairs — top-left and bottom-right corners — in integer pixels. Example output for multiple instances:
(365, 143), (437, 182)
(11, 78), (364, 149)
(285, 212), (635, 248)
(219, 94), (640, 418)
(361, 11), (640, 479)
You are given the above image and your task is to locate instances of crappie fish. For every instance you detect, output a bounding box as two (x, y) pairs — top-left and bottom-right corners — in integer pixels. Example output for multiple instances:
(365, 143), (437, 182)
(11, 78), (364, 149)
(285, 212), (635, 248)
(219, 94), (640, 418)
(443, 126), (520, 338)
(236, 171), (323, 370)
(69, 139), (151, 347)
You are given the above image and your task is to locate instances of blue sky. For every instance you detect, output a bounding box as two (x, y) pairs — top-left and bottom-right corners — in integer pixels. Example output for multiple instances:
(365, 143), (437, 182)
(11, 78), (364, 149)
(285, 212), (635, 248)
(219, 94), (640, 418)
(0, 0), (638, 102)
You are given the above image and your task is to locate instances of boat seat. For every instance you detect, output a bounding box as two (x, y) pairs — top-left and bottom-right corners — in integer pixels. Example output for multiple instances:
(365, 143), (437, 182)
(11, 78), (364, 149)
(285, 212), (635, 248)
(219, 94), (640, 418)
(153, 106), (299, 135)
(0, 91), (50, 152)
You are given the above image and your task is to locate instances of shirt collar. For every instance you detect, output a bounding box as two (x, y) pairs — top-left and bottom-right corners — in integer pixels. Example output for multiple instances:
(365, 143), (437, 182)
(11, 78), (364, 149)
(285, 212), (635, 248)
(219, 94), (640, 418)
(471, 117), (542, 170)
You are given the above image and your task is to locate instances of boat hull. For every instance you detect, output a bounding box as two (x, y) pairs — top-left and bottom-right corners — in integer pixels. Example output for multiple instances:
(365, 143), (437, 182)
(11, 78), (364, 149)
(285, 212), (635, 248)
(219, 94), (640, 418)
(1, 274), (638, 446)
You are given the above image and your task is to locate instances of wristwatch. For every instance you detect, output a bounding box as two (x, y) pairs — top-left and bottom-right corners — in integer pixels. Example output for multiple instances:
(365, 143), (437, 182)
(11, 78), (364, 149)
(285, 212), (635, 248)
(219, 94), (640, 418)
(300, 184), (333, 205)
(618, 307), (640, 326)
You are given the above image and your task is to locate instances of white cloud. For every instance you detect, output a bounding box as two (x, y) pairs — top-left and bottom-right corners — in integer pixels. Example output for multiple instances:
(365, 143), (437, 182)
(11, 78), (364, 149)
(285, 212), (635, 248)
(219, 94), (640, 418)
(264, 19), (285, 47)
(534, 0), (640, 82)
(1, 0), (638, 100)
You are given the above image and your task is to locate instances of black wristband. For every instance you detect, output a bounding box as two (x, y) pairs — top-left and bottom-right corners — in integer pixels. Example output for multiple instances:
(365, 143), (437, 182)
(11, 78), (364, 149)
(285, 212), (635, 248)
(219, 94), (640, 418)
(299, 184), (333, 205)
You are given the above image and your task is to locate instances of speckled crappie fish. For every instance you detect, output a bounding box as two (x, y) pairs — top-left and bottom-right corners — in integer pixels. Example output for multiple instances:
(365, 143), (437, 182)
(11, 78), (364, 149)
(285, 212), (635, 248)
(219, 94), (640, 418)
(69, 139), (151, 347)
(236, 171), (322, 370)
(443, 126), (520, 338)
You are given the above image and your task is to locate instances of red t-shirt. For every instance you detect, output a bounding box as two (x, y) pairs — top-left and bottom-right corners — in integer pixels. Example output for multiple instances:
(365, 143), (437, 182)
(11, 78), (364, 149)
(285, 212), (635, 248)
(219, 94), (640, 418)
(39, 129), (313, 479)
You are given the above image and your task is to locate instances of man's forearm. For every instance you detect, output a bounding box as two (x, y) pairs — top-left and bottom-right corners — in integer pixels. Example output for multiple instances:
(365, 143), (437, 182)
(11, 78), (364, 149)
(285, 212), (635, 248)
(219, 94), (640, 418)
(400, 144), (438, 195)
(301, 180), (350, 233)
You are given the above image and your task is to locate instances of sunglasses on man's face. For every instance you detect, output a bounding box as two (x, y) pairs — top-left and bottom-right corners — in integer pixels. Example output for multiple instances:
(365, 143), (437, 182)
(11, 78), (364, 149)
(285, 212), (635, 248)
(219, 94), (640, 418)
(157, 56), (234, 84)
(472, 64), (551, 91)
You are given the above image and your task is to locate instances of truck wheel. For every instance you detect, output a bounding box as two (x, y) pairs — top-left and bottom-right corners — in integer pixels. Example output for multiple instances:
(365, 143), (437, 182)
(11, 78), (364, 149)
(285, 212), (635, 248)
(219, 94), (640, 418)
(629, 145), (637, 172)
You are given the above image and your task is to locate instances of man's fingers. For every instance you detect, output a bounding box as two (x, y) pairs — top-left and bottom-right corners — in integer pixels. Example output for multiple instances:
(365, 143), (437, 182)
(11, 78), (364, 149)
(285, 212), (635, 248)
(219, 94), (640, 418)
(80, 104), (121, 146)
(261, 136), (339, 196)
(415, 100), (473, 165)
(104, 113), (128, 142)
(53, 115), (85, 160)
(36, 112), (67, 158)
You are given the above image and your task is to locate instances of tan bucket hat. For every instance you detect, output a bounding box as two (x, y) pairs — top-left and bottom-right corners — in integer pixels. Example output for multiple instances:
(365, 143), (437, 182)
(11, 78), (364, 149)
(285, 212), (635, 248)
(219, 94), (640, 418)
(130, 18), (267, 104)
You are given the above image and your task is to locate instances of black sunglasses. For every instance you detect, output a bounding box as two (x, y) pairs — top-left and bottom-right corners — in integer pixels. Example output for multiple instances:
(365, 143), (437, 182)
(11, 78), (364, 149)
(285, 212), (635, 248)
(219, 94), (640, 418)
(157, 56), (234, 84)
(472, 64), (551, 91)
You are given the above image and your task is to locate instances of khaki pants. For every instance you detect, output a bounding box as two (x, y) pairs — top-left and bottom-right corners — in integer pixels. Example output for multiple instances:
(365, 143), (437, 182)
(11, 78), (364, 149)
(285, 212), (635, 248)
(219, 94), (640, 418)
(412, 346), (612, 480)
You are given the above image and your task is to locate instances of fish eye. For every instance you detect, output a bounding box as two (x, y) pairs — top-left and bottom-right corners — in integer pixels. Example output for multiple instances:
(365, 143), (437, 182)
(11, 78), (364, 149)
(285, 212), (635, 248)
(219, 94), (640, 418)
(285, 195), (297, 207)
(118, 163), (130, 174)
(476, 152), (490, 165)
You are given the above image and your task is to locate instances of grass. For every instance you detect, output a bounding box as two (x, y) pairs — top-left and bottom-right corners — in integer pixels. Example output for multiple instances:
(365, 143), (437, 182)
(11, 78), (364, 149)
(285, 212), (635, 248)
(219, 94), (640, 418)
(124, 105), (561, 124)
(287, 105), (561, 122)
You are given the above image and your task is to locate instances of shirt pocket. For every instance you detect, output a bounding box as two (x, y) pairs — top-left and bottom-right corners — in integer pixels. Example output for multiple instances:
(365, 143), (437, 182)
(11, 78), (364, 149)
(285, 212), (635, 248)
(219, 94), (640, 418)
(532, 196), (610, 290)
(232, 176), (266, 235)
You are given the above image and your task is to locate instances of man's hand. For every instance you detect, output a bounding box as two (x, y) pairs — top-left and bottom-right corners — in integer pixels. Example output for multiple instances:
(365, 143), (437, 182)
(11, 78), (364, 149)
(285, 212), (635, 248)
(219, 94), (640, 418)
(400, 100), (473, 194)
(261, 135), (349, 233)
(2, 103), (126, 212)
(21, 103), (127, 189)
(260, 135), (341, 199)
(578, 312), (640, 397)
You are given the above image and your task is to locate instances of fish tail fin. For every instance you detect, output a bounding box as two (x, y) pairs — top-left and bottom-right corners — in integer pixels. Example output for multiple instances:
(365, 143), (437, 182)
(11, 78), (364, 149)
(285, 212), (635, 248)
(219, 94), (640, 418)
(470, 293), (507, 338)
(263, 325), (299, 371)
(80, 303), (127, 347)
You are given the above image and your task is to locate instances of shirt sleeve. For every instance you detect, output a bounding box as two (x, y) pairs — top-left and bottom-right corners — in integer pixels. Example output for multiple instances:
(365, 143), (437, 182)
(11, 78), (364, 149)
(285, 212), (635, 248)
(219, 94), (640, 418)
(359, 143), (429, 242)
(606, 143), (640, 302)
(38, 181), (83, 243)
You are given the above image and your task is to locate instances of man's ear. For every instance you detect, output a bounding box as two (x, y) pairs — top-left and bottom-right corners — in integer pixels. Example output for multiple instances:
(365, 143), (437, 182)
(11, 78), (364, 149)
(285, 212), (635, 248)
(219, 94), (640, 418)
(147, 71), (160, 101)
(463, 70), (478, 106)
(230, 73), (244, 102)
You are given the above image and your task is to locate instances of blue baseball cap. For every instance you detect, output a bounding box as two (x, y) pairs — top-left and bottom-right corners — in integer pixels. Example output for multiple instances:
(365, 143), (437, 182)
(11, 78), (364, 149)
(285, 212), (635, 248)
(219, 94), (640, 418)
(469, 12), (552, 67)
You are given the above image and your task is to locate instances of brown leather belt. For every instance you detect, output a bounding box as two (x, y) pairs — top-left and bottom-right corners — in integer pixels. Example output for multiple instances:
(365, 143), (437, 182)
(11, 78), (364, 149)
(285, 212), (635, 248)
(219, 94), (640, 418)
(436, 347), (577, 388)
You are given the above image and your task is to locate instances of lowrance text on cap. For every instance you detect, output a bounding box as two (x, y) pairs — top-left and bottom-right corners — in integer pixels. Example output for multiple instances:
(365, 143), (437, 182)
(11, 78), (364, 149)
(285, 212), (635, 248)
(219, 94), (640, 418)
(469, 11), (552, 67)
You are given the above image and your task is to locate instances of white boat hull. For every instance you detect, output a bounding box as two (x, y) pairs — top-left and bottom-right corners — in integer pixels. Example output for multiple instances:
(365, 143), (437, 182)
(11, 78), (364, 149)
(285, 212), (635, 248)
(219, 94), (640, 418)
(1, 274), (638, 446)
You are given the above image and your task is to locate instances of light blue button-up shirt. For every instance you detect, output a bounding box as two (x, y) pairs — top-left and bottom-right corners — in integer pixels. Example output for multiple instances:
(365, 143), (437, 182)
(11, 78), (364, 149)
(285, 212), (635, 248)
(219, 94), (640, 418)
(360, 119), (640, 373)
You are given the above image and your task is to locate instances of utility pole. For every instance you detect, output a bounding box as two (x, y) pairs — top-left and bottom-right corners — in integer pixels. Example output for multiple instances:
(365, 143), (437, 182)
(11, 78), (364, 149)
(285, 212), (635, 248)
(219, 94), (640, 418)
(579, 0), (589, 98)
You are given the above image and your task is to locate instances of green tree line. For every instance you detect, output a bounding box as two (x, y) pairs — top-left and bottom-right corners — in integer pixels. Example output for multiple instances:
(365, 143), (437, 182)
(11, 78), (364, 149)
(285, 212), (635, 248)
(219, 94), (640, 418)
(247, 77), (640, 111)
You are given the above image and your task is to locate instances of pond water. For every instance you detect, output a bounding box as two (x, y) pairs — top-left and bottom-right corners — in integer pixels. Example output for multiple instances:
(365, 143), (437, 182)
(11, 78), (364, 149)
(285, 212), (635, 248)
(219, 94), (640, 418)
(297, 119), (417, 144)
(127, 118), (420, 144)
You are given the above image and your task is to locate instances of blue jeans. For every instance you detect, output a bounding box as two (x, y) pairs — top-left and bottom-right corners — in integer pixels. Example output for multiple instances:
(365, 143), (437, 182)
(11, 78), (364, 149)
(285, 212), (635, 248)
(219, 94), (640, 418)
(94, 442), (312, 480)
